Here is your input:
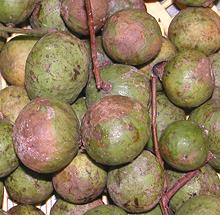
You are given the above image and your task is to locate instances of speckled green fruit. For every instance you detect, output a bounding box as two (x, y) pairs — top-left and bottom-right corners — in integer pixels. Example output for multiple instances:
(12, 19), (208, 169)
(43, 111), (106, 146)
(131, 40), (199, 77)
(107, 151), (164, 213)
(210, 53), (220, 88)
(86, 64), (150, 108)
(82, 95), (150, 166)
(25, 31), (89, 104)
(163, 50), (214, 108)
(0, 36), (38, 87)
(53, 153), (107, 204)
(159, 120), (208, 171)
(167, 165), (220, 212)
(30, 0), (67, 31)
(0, 181), (3, 208)
(4, 166), (53, 205)
(0, 210), (7, 215)
(103, 9), (162, 65)
(0, 86), (30, 123)
(176, 195), (220, 215)
(168, 8), (220, 55)
(129, 205), (162, 215)
(0, 120), (19, 178)
(13, 98), (79, 173)
(0, 0), (37, 25)
(8, 205), (45, 215)
(85, 205), (127, 215)
(176, 0), (215, 6)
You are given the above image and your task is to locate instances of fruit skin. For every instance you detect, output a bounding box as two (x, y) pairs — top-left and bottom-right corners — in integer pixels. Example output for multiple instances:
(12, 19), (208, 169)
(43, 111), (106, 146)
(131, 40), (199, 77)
(168, 8), (220, 55)
(0, 36), (38, 87)
(25, 31), (89, 104)
(50, 199), (103, 215)
(176, 0), (215, 7)
(129, 205), (162, 215)
(61, 0), (108, 35)
(82, 95), (150, 166)
(159, 120), (208, 171)
(13, 97), (79, 173)
(4, 166), (53, 205)
(176, 195), (220, 215)
(210, 53), (220, 88)
(0, 180), (3, 208)
(103, 9), (162, 65)
(162, 50), (214, 108)
(0, 0), (37, 25)
(8, 205), (45, 215)
(85, 205), (127, 215)
(0, 86), (30, 123)
(53, 153), (107, 204)
(107, 150), (164, 213)
(167, 165), (220, 212)
(0, 120), (19, 178)
(86, 64), (150, 108)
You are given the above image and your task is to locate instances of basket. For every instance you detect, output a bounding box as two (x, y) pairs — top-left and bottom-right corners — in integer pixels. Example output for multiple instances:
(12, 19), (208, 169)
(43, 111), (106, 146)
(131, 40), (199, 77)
(1, 0), (220, 214)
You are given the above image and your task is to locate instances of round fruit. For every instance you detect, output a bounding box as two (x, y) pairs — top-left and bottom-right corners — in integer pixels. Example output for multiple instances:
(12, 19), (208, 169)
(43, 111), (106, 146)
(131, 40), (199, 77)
(50, 199), (103, 215)
(176, 195), (220, 215)
(25, 31), (89, 104)
(82, 95), (150, 166)
(8, 205), (45, 215)
(13, 98), (80, 173)
(129, 205), (162, 215)
(0, 120), (19, 178)
(0, 35), (38, 87)
(162, 50), (214, 108)
(175, 0), (215, 7)
(4, 166), (53, 205)
(102, 9), (162, 65)
(86, 64), (150, 108)
(159, 120), (208, 171)
(0, 180), (3, 208)
(53, 153), (107, 204)
(85, 205), (127, 215)
(168, 8), (220, 55)
(210, 53), (220, 88)
(61, 0), (108, 35)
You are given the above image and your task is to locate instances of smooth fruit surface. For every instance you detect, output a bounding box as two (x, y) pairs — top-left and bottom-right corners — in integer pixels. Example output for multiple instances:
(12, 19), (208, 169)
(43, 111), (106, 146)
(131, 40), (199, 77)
(85, 205), (127, 215)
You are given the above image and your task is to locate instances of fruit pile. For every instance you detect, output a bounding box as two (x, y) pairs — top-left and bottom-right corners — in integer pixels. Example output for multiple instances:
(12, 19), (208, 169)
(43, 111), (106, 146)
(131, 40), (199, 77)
(0, 0), (220, 214)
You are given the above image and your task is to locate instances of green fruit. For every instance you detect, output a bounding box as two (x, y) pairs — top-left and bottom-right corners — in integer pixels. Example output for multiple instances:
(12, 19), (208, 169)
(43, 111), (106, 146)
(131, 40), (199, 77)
(159, 120), (208, 171)
(0, 36), (38, 87)
(168, 8), (220, 55)
(0, 210), (7, 215)
(50, 199), (104, 215)
(86, 64), (150, 108)
(25, 31), (89, 104)
(8, 205), (45, 215)
(61, 0), (108, 35)
(103, 9), (162, 65)
(107, 151), (164, 213)
(163, 50), (214, 108)
(167, 165), (220, 212)
(85, 205), (127, 215)
(82, 95), (150, 166)
(4, 166), (53, 205)
(13, 97), (79, 173)
(0, 120), (19, 178)
(176, 0), (215, 6)
(210, 53), (220, 88)
(53, 153), (107, 204)
(129, 205), (162, 215)
(0, 24), (7, 51)
(0, 86), (30, 123)
(176, 195), (220, 215)
(0, 180), (3, 209)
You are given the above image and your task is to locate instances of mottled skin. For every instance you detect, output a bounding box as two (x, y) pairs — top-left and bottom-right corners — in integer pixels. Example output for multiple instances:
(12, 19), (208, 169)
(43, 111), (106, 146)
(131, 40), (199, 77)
(8, 205), (45, 215)
(129, 205), (162, 215)
(159, 120), (208, 171)
(0, 36), (38, 87)
(210, 53), (220, 88)
(190, 99), (220, 169)
(30, 0), (67, 31)
(107, 151), (164, 213)
(82, 95), (150, 166)
(103, 9), (162, 65)
(50, 199), (103, 215)
(53, 153), (107, 204)
(13, 98), (80, 173)
(167, 165), (220, 212)
(0, 0), (37, 24)
(25, 32), (89, 104)
(61, 0), (108, 35)
(176, 0), (215, 6)
(0, 120), (19, 178)
(4, 166), (53, 205)
(168, 8), (220, 55)
(86, 64), (150, 108)
(176, 195), (220, 215)
(163, 50), (214, 108)
(85, 205), (127, 215)
(0, 181), (3, 208)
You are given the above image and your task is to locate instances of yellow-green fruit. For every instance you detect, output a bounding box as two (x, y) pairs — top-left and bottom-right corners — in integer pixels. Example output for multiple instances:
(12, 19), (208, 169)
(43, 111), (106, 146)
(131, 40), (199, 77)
(0, 181), (3, 209)
(85, 205), (127, 215)
(176, 0), (215, 7)
(8, 205), (45, 215)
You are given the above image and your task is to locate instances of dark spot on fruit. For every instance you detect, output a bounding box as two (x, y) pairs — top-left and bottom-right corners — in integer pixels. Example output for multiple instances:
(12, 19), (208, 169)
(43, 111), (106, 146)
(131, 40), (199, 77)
(134, 198), (139, 207)
(73, 69), (80, 80)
